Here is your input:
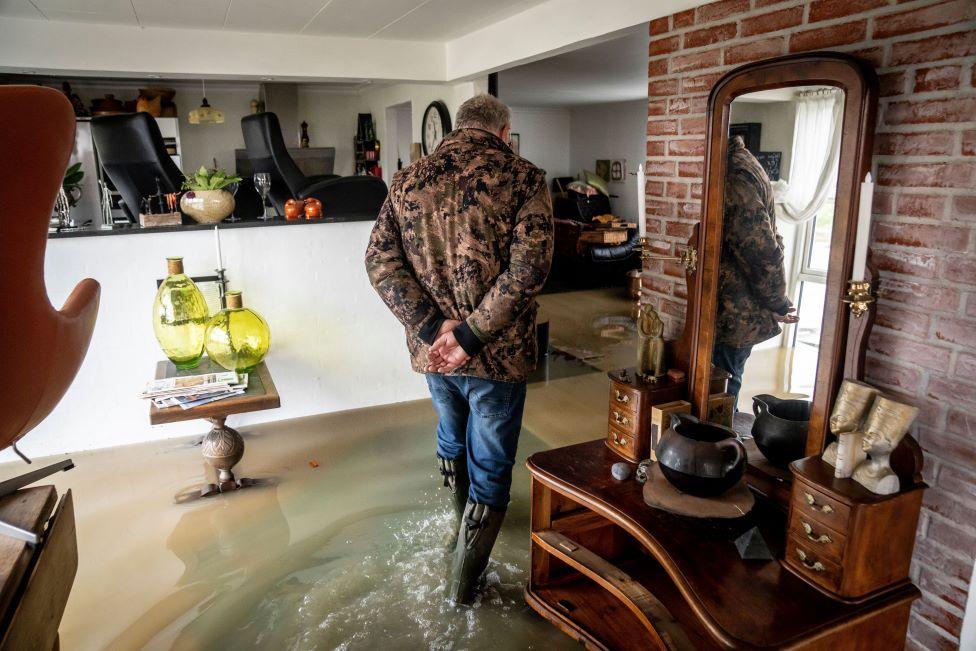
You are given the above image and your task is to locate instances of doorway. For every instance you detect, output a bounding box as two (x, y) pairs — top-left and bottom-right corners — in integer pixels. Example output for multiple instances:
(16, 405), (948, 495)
(384, 102), (412, 186)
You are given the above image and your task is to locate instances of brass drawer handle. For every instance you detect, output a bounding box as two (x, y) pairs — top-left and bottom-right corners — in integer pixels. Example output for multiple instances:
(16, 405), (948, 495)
(612, 411), (630, 426)
(796, 549), (825, 572)
(611, 432), (629, 447)
(802, 521), (832, 544)
(804, 492), (834, 514)
(614, 389), (630, 404)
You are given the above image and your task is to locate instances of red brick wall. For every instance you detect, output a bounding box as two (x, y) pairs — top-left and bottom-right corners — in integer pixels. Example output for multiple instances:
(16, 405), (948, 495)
(644, 1), (976, 647)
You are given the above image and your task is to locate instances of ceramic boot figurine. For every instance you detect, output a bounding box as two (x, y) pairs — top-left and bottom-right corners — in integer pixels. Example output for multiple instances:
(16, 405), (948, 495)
(449, 500), (506, 604)
(438, 456), (469, 548)
(852, 396), (918, 495)
(822, 380), (879, 478)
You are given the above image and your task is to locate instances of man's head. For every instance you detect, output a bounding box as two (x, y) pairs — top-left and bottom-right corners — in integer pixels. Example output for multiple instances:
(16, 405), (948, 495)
(455, 94), (511, 144)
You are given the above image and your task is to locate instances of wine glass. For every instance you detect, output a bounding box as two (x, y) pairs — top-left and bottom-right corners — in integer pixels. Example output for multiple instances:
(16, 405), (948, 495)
(224, 181), (241, 223)
(254, 172), (273, 221)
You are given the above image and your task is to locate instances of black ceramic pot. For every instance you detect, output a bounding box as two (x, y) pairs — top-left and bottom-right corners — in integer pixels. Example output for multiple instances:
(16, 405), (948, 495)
(657, 413), (746, 497)
(751, 394), (811, 468)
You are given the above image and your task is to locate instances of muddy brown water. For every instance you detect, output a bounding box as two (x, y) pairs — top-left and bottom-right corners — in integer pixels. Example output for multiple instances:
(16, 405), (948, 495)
(6, 395), (601, 650)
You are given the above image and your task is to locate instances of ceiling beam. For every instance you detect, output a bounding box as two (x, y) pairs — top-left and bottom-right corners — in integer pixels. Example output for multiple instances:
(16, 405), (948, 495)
(0, 16), (446, 82)
(444, 0), (700, 81)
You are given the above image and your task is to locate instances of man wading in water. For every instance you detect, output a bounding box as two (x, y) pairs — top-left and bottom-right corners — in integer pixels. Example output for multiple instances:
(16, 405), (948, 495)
(365, 94), (553, 604)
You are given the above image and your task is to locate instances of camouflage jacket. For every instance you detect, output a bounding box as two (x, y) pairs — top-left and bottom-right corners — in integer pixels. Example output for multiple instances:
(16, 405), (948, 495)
(364, 128), (554, 382)
(716, 136), (791, 348)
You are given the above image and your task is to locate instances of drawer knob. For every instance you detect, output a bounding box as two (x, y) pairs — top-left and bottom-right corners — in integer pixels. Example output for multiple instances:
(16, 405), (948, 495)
(614, 389), (630, 404)
(801, 521), (832, 544)
(804, 491), (834, 514)
(796, 549), (825, 572)
(612, 411), (630, 426)
(611, 432), (628, 447)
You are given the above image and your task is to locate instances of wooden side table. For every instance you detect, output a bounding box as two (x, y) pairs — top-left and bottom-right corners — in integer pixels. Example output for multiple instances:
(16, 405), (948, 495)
(149, 359), (280, 497)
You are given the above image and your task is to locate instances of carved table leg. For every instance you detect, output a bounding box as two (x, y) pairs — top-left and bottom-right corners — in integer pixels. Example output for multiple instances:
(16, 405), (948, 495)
(200, 415), (253, 497)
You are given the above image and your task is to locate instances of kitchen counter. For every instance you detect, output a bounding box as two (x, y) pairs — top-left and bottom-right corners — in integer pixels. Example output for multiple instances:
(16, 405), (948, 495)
(48, 212), (376, 239)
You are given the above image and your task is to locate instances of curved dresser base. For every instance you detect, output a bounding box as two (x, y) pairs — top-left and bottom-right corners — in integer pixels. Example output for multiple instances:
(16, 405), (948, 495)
(525, 440), (920, 650)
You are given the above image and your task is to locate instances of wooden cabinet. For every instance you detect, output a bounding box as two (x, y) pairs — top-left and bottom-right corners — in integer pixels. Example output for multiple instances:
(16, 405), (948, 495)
(784, 456), (926, 601)
(526, 440), (921, 650)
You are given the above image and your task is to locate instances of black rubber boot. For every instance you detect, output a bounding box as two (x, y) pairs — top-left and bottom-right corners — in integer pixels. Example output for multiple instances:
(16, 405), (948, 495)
(437, 456), (469, 547)
(448, 500), (506, 605)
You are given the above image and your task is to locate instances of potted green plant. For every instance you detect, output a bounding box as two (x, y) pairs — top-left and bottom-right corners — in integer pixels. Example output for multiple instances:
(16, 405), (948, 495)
(62, 162), (84, 206)
(179, 166), (242, 224)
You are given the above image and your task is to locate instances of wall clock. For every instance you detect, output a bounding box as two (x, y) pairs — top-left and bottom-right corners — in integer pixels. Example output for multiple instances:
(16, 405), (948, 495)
(422, 100), (452, 155)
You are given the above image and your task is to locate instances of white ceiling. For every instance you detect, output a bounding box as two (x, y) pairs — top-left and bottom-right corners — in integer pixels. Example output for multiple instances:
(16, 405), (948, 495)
(497, 27), (648, 108)
(2, 0), (548, 40)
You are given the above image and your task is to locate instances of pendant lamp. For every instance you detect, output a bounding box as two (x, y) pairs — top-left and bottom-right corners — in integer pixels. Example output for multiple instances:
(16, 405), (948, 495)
(188, 79), (224, 125)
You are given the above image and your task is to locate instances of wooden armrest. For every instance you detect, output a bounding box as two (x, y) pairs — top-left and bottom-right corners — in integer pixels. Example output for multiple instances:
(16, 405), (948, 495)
(533, 528), (693, 651)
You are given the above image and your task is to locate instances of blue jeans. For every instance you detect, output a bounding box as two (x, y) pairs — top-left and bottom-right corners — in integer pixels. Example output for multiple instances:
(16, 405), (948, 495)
(712, 343), (753, 410)
(425, 374), (527, 509)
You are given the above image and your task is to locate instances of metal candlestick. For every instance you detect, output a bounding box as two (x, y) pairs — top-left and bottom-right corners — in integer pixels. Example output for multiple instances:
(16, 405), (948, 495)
(843, 280), (875, 318)
(215, 268), (228, 310)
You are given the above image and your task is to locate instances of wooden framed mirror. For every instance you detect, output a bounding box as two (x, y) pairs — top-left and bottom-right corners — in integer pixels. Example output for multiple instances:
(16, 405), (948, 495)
(687, 52), (879, 459)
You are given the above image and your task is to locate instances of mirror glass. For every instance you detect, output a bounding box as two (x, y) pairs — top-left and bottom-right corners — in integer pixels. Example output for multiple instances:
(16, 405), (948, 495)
(714, 84), (846, 422)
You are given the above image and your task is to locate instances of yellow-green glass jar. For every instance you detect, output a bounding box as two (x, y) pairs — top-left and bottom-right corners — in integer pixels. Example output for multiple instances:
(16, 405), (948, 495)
(204, 291), (271, 373)
(152, 257), (209, 369)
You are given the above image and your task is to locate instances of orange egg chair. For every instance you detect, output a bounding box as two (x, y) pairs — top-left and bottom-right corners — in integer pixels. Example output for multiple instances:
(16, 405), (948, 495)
(0, 86), (100, 459)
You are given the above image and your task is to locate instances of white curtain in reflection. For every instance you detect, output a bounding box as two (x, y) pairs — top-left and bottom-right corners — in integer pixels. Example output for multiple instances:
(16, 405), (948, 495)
(773, 88), (843, 225)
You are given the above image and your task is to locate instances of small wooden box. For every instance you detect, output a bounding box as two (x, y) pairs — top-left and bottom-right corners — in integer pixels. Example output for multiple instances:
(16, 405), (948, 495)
(784, 455), (926, 601)
(606, 367), (728, 463)
(139, 211), (182, 228)
(580, 228), (628, 245)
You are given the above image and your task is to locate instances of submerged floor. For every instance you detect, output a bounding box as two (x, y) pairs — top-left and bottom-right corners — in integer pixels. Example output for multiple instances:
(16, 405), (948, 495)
(0, 287), (640, 651)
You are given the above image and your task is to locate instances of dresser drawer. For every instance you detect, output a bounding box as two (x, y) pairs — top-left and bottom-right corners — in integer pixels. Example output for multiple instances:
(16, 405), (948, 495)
(788, 510), (847, 564)
(608, 406), (638, 435)
(609, 383), (640, 413)
(792, 482), (851, 533)
(786, 534), (843, 594)
(606, 424), (638, 461)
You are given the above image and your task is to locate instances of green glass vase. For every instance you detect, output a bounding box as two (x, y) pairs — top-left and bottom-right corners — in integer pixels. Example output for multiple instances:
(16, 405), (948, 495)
(152, 257), (209, 369)
(204, 291), (271, 373)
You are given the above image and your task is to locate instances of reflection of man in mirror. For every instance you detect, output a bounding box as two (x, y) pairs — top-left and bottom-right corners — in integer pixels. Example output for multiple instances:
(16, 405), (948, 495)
(714, 136), (798, 408)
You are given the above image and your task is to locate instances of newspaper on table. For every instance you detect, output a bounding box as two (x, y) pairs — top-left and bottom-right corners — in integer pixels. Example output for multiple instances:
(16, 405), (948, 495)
(140, 371), (240, 399)
(142, 371), (249, 410)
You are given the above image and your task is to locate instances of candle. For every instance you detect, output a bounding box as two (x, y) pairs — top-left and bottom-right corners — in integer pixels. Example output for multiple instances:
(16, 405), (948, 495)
(852, 172), (873, 282)
(214, 225), (224, 271)
(637, 163), (647, 238)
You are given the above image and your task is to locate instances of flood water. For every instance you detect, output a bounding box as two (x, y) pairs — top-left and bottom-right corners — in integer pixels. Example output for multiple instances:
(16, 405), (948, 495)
(8, 376), (612, 650)
(6, 287), (633, 650)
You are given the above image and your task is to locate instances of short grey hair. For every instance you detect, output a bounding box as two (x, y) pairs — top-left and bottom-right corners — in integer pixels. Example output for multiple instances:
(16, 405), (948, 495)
(456, 94), (510, 132)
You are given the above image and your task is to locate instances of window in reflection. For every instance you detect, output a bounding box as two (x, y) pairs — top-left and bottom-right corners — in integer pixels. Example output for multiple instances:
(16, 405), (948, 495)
(717, 85), (844, 423)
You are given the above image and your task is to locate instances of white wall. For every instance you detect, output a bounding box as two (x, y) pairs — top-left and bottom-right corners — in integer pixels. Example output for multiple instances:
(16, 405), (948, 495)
(509, 107), (571, 183)
(569, 100), (648, 221)
(296, 89), (361, 176)
(13, 223), (429, 461)
(728, 100), (796, 182)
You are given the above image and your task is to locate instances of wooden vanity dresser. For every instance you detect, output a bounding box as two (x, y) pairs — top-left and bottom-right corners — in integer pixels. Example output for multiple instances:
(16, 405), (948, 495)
(526, 441), (920, 650)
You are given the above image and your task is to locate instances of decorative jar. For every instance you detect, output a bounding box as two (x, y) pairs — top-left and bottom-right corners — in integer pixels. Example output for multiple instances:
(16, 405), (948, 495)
(751, 394), (811, 467)
(657, 413), (746, 497)
(152, 257), (209, 369)
(204, 291), (271, 372)
(180, 189), (235, 224)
